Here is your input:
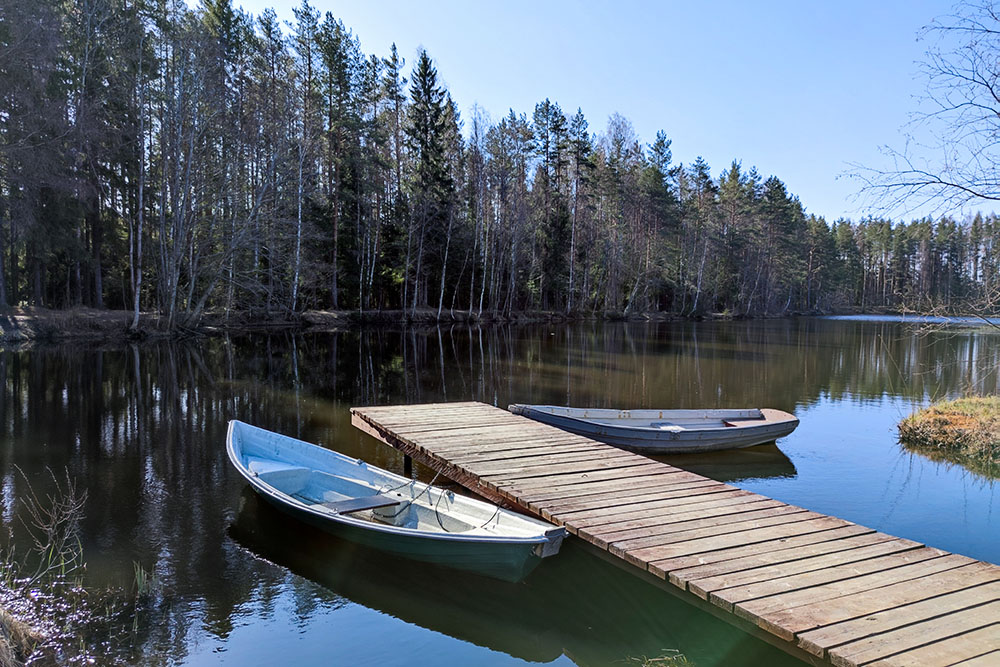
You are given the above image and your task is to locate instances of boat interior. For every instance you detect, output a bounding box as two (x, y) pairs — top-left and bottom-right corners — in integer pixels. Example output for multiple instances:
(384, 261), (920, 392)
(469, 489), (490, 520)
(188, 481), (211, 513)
(245, 456), (535, 537)
(580, 415), (769, 431)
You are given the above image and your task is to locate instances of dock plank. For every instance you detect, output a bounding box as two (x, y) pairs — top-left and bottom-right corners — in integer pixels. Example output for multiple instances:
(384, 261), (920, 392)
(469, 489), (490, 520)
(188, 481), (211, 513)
(715, 548), (950, 613)
(736, 554), (978, 637)
(621, 516), (856, 567)
(764, 562), (1000, 642)
(687, 538), (923, 601)
(829, 604), (999, 667)
(583, 505), (810, 550)
(796, 580), (1000, 658)
(574, 498), (788, 533)
(653, 525), (880, 583)
(667, 531), (907, 589)
(551, 487), (754, 519)
(608, 509), (824, 554)
(475, 455), (655, 481)
(350, 402), (1000, 666)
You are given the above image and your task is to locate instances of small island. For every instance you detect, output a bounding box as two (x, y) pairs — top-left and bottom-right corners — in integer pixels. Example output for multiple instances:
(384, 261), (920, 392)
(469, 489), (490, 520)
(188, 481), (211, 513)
(899, 396), (1000, 478)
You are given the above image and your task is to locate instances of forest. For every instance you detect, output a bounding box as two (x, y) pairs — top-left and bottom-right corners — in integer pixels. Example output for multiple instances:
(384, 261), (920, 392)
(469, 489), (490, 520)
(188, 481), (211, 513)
(2, 0), (999, 328)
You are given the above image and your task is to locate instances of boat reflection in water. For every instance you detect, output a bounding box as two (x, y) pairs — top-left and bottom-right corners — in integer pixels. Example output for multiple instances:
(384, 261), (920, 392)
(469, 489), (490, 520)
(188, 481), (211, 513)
(652, 442), (798, 483)
(229, 489), (802, 667)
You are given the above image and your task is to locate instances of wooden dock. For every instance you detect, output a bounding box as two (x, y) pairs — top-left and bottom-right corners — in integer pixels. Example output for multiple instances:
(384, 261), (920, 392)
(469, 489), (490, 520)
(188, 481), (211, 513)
(351, 401), (1000, 667)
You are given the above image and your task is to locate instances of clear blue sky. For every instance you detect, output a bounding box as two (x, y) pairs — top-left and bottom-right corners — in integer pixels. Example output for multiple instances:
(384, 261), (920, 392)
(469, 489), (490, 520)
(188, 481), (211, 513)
(217, 0), (953, 221)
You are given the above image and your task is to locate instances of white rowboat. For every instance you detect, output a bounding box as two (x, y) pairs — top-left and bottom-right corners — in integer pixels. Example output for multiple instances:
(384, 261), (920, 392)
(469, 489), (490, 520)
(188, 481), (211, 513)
(227, 420), (566, 582)
(507, 405), (799, 454)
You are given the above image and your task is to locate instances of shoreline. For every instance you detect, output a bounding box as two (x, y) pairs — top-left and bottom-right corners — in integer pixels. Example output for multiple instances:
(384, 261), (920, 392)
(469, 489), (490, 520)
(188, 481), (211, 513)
(0, 306), (991, 347)
(0, 307), (706, 345)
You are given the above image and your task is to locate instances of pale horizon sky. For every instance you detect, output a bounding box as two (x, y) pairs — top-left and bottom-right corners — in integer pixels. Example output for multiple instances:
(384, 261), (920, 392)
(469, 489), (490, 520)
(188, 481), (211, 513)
(202, 0), (967, 222)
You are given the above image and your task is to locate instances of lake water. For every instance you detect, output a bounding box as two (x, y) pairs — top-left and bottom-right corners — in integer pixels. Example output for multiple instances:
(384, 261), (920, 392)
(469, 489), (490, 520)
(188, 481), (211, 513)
(1, 318), (998, 665)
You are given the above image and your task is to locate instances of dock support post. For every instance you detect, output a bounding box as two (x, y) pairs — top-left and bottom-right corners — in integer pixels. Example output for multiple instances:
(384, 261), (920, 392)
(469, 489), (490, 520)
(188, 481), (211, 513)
(403, 454), (412, 478)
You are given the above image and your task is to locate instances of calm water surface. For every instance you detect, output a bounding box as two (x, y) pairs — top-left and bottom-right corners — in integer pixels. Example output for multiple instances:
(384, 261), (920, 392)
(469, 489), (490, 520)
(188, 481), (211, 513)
(1, 318), (998, 665)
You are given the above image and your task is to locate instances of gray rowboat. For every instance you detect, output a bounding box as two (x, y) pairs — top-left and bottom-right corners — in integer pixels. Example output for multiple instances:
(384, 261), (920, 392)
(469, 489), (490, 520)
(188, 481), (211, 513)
(507, 405), (799, 454)
(227, 420), (566, 582)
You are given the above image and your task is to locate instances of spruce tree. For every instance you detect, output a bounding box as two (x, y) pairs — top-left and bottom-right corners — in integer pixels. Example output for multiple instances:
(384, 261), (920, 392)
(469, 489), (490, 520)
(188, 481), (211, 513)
(405, 49), (454, 313)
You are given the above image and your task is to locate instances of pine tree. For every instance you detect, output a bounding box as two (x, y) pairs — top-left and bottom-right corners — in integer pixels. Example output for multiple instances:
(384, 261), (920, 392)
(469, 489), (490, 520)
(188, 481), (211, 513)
(405, 49), (455, 314)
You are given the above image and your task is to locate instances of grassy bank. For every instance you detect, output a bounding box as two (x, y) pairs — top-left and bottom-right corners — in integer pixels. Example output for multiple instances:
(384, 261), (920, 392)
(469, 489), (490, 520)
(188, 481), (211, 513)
(0, 610), (41, 667)
(898, 396), (1000, 477)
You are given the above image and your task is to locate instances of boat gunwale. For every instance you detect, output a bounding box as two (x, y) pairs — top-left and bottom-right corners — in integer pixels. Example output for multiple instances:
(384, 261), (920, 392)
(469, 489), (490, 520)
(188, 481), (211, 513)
(509, 405), (799, 435)
(227, 420), (562, 546)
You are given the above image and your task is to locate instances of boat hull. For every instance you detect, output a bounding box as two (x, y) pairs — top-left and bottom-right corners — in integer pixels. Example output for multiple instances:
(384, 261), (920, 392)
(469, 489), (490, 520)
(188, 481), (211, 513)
(509, 405), (799, 454)
(255, 491), (546, 582)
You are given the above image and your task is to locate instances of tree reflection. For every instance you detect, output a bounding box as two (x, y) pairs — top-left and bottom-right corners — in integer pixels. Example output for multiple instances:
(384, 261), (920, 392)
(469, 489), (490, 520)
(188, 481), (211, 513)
(0, 318), (995, 663)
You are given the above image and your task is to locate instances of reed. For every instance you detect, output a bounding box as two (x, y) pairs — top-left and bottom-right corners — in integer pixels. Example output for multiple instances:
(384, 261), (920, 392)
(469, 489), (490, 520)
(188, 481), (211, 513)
(0, 468), (86, 665)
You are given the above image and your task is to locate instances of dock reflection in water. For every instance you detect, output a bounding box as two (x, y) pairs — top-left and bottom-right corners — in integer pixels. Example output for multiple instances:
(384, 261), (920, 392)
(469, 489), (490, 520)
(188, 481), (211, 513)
(228, 489), (801, 667)
(654, 443), (797, 483)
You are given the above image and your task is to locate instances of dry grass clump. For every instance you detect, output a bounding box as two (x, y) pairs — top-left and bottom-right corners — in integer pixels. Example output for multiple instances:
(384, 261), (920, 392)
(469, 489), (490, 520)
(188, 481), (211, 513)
(899, 396), (1000, 477)
(0, 609), (43, 667)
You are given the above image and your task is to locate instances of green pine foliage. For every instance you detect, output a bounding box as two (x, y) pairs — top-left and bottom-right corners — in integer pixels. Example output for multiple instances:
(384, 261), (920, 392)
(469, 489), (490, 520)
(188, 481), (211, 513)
(1, 0), (999, 323)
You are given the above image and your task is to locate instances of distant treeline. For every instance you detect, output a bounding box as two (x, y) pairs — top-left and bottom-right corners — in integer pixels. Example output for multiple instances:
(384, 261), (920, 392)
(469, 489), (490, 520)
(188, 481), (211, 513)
(2, 0), (999, 327)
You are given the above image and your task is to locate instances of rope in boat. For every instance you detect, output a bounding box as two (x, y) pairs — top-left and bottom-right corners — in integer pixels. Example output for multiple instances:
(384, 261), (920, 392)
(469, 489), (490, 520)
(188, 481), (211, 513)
(376, 469), (442, 519)
(475, 503), (502, 530)
(377, 466), (502, 532)
(432, 481), (503, 532)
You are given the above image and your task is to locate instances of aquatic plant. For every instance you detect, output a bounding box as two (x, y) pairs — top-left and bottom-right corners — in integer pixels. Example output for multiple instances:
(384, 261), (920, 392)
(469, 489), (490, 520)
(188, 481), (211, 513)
(626, 650), (695, 666)
(898, 396), (1000, 478)
(0, 468), (160, 665)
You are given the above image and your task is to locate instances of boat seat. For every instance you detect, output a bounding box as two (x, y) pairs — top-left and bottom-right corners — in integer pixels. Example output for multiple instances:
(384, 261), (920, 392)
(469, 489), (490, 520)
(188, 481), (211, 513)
(319, 495), (402, 514)
(723, 418), (762, 427)
(247, 458), (308, 476)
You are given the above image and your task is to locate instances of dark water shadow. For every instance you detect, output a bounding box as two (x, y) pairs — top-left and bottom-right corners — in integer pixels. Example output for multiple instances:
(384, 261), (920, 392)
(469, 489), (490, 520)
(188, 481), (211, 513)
(228, 489), (803, 667)
(650, 443), (797, 483)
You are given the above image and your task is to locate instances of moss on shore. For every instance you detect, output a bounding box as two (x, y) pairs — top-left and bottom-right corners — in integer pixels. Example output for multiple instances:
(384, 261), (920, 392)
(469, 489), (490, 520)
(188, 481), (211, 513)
(898, 396), (1000, 478)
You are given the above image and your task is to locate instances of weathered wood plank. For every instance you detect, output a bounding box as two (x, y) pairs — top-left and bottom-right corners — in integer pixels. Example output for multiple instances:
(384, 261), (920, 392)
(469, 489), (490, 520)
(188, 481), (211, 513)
(765, 562), (1000, 642)
(353, 401), (483, 416)
(573, 497), (788, 533)
(829, 603), (999, 667)
(350, 403), (1000, 667)
(540, 486), (749, 522)
(582, 505), (809, 550)
(948, 649), (1000, 666)
(686, 538), (924, 601)
(657, 526), (881, 583)
(667, 531), (907, 589)
(474, 455), (654, 481)
(407, 428), (587, 447)
(550, 486), (753, 520)
(446, 443), (620, 466)
(608, 508), (822, 554)
(737, 554), (978, 639)
(617, 515), (848, 565)
(796, 580), (1000, 658)
(496, 462), (675, 491)
(714, 547), (949, 613)
(515, 470), (713, 502)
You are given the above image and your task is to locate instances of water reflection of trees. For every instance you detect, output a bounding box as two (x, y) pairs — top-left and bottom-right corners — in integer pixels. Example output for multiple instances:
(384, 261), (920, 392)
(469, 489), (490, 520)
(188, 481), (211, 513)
(294, 319), (1000, 413)
(0, 319), (996, 663)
